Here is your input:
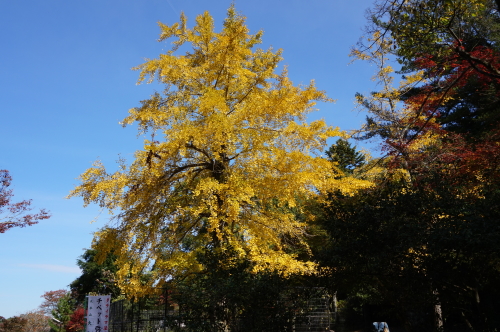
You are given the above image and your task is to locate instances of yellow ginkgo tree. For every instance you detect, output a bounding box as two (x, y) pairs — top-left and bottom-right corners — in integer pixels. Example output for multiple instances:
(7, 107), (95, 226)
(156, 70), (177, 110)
(69, 6), (371, 297)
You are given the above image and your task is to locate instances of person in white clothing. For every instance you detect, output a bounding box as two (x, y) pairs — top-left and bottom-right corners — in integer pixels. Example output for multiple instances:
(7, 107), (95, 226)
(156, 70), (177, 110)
(372, 321), (389, 332)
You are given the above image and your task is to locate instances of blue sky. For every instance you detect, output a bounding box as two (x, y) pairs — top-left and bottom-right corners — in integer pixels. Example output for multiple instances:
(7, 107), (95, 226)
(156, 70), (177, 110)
(0, 0), (381, 318)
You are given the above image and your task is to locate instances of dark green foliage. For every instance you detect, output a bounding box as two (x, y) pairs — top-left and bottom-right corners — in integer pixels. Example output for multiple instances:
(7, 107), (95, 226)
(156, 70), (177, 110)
(354, 0), (500, 144)
(428, 77), (500, 139)
(325, 138), (366, 174)
(323, 1), (500, 331)
(169, 247), (325, 332)
(49, 293), (76, 332)
(318, 171), (500, 331)
(70, 248), (120, 303)
(371, 0), (500, 72)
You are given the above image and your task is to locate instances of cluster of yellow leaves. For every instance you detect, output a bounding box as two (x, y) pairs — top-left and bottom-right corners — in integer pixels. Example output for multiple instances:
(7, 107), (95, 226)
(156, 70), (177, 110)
(69, 6), (372, 298)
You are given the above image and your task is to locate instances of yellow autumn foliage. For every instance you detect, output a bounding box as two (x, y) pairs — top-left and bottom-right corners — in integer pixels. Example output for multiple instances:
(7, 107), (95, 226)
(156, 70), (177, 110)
(69, 6), (372, 298)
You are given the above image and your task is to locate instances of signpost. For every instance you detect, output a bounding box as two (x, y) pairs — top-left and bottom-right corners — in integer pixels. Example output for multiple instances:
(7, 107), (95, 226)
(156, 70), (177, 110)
(85, 295), (111, 332)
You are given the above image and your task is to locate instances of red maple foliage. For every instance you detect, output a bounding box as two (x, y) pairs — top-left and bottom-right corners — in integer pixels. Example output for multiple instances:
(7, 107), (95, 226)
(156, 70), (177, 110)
(388, 125), (500, 199)
(65, 306), (85, 332)
(407, 43), (500, 125)
(0, 169), (50, 233)
(40, 290), (68, 315)
(380, 42), (500, 164)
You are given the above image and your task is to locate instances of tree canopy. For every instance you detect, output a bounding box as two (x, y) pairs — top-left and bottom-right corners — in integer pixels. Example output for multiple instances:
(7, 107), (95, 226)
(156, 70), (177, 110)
(353, 0), (500, 142)
(0, 170), (50, 233)
(69, 248), (120, 303)
(69, 6), (371, 298)
(39, 290), (67, 316)
(65, 3), (500, 330)
(326, 0), (500, 330)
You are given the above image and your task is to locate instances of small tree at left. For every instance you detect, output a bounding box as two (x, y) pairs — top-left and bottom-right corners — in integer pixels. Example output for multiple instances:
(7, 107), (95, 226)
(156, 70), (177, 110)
(39, 290), (67, 316)
(0, 170), (50, 233)
(47, 293), (76, 332)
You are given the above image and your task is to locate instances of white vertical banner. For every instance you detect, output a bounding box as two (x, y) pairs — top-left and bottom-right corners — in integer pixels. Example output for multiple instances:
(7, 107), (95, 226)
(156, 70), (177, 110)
(86, 295), (111, 332)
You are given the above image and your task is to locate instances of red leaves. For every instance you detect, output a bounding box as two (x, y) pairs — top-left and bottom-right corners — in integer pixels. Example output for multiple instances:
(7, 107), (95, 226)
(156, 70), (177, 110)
(459, 129), (500, 180)
(394, 127), (500, 197)
(384, 42), (500, 177)
(39, 290), (68, 315)
(65, 306), (85, 332)
(0, 170), (50, 233)
(407, 44), (500, 124)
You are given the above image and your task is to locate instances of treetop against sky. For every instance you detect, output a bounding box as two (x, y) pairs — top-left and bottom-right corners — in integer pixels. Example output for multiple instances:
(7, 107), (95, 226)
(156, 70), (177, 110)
(69, 7), (374, 297)
(1, 0), (376, 318)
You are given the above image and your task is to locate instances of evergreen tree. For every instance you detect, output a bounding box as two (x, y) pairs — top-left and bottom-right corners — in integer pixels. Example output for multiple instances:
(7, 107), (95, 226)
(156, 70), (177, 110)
(48, 293), (75, 332)
(325, 138), (365, 174)
(70, 248), (120, 303)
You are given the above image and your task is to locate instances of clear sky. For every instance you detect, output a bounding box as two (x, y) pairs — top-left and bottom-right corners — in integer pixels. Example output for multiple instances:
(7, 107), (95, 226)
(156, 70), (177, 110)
(0, 0), (380, 318)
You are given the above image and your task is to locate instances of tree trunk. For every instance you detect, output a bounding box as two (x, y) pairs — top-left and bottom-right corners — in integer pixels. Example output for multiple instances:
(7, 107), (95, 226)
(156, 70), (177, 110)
(433, 289), (444, 332)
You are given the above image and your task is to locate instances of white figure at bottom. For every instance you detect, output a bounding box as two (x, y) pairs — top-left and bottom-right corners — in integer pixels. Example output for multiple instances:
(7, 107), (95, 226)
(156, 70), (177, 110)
(373, 321), (389, 332)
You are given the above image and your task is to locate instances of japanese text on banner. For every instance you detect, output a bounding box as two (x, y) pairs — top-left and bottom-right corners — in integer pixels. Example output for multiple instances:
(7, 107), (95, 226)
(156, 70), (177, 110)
(86, 295), (111, 332)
